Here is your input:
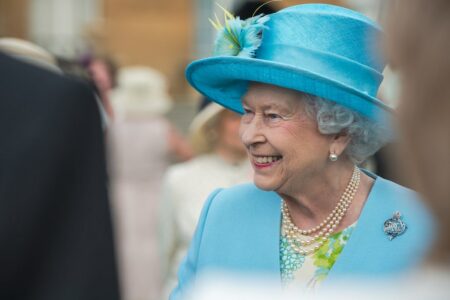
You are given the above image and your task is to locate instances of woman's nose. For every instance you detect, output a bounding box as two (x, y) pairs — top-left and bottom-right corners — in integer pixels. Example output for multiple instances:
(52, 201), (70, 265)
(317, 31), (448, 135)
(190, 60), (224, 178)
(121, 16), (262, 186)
(239, 116), (266, 147)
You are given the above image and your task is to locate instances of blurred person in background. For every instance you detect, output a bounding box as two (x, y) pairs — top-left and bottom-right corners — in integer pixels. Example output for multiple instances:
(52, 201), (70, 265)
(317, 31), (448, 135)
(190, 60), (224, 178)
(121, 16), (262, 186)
(107, 66), (192, 300)
(386, 0), (450, 274)
(171, 4), (434, 299)
(159, 98), (251, 298)
(0, 44), (120, 299)
(82, 53), (118, 119)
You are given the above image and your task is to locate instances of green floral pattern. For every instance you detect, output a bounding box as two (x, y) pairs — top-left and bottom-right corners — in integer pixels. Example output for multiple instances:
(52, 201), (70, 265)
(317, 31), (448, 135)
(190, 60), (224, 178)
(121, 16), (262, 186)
(280, 225), (355, 287)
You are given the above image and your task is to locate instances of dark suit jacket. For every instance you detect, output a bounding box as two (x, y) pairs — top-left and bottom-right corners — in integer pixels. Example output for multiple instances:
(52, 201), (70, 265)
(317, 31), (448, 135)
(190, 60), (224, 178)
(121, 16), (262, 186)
(0, 52), (120, 300)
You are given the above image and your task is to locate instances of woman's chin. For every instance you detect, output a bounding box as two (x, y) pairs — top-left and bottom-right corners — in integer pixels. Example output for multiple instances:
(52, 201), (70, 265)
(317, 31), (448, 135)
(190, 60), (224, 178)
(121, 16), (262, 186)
(253, 176), (278, 191)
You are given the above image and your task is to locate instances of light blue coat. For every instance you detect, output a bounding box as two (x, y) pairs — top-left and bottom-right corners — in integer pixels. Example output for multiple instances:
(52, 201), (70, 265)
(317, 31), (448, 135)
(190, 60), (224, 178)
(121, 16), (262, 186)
(170, 174), (434, 299)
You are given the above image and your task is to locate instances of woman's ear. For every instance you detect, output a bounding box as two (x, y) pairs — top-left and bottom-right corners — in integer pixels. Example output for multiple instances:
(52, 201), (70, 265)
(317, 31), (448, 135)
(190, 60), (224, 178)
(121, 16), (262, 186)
(330, 132), (351, 156)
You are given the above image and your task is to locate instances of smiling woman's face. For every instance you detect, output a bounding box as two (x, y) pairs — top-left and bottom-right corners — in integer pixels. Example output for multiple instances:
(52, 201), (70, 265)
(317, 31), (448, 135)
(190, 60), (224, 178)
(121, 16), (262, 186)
(240, 83), (332, 193)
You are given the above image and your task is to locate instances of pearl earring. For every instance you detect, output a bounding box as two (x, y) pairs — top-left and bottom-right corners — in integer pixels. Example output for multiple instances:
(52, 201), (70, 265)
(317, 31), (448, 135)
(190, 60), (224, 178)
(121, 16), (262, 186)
(329, 152), (338, 162)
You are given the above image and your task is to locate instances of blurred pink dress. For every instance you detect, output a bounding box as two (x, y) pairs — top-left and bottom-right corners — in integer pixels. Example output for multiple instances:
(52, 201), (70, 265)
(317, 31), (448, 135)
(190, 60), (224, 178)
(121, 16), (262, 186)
(109, 116), (171, 300)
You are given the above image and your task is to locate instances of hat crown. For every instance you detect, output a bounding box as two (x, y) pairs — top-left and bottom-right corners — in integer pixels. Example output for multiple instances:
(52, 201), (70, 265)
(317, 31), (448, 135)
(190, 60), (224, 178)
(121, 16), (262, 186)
(258, 4), (384, 73)
(252, 4), (384, 98)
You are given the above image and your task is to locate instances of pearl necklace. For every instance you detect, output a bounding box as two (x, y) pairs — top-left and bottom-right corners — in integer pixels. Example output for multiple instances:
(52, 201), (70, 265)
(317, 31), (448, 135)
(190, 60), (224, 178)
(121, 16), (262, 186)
(281, 166), (360, 256)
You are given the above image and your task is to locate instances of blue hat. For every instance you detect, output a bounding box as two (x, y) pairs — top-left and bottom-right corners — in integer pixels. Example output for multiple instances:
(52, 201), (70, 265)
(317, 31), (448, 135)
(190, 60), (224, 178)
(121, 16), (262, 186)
(186, 4), (392, 123)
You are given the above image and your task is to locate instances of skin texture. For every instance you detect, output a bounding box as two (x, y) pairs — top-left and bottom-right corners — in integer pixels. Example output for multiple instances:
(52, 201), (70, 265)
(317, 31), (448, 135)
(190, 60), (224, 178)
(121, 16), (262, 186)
(240, 83), (374, 231)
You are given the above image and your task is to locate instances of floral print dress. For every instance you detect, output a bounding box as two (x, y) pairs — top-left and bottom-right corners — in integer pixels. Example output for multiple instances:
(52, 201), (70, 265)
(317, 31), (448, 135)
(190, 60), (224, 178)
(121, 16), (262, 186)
(280, 222), (356, 290)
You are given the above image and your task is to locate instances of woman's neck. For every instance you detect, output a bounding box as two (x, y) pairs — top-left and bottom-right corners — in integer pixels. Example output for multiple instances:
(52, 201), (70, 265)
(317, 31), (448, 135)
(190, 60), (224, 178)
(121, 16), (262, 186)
(279, 160), (373, 231)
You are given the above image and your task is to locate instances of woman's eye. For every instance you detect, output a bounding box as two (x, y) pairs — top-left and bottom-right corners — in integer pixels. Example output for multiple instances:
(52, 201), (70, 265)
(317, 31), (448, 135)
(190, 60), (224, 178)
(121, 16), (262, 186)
(266, 113), (281, 120)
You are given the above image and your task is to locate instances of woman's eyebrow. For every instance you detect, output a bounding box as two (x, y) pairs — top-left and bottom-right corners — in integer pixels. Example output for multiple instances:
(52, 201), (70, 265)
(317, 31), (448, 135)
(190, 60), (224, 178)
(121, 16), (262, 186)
(261, 103), (290, 112)
(261, 103), (280, 110)
(241, 99), (293, 112)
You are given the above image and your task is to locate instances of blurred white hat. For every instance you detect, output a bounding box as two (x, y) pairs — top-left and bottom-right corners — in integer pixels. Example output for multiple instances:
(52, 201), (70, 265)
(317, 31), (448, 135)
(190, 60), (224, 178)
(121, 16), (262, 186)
(110, 66), (172, 117)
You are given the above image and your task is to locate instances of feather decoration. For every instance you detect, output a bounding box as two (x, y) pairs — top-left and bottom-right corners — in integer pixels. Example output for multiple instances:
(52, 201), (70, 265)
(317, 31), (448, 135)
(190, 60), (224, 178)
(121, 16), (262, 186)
(210, 4), (270, 58)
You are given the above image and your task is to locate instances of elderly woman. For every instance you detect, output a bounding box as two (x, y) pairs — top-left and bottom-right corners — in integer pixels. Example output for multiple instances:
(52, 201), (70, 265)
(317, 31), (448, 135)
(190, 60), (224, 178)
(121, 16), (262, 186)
(171, 4), (434, 299)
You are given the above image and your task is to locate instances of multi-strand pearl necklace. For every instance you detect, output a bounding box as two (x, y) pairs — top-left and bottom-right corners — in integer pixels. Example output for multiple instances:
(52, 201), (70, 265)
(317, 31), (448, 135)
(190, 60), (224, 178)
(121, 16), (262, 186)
(282, 166), (360, 256)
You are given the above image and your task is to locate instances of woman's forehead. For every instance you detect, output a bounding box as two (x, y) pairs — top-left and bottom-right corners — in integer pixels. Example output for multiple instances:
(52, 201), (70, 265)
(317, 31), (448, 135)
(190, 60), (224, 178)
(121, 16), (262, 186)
(242, 83), (303, 110)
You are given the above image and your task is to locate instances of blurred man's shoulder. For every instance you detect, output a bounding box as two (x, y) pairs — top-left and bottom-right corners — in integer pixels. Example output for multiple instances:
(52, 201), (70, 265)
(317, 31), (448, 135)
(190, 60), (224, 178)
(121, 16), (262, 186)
(1, 52), (92, 96)
(1, 52), (97, 112)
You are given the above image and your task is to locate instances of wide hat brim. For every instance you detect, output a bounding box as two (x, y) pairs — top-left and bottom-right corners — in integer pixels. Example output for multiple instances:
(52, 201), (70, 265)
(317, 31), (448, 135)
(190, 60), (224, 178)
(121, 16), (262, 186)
(186, 56), (393, 124)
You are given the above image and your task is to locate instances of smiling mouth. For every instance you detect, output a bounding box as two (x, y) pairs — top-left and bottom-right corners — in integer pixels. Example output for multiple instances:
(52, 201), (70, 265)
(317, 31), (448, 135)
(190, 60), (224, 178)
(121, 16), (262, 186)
(252, 155), (282, 168)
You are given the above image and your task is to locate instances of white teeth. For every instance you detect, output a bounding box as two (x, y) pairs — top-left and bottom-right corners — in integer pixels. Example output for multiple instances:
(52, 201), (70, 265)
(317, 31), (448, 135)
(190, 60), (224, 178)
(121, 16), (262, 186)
(255, 156), (281, 164)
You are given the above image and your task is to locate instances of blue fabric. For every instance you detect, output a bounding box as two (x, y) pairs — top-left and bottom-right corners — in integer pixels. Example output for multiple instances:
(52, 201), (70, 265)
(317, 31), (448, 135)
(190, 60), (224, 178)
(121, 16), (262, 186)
(170, 176), (434, 300)
(186, 4), (392, 125)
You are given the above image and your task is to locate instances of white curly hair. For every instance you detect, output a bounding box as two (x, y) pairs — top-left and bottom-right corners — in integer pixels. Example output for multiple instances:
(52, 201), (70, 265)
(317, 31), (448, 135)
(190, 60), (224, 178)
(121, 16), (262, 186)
(302, 93), (391, 164)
